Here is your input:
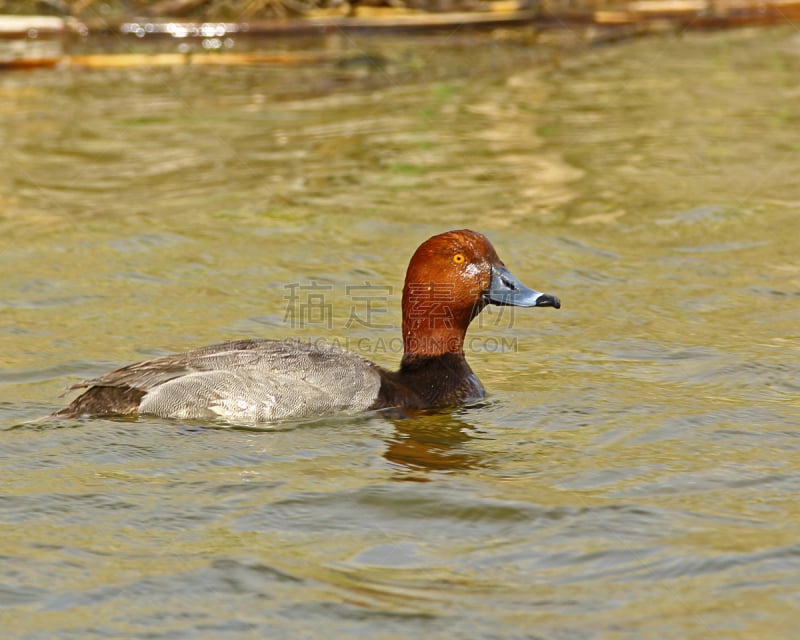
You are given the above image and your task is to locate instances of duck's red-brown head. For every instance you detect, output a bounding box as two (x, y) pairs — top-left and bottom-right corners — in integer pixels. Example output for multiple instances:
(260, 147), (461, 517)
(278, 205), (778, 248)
(401, 229), (560, 358)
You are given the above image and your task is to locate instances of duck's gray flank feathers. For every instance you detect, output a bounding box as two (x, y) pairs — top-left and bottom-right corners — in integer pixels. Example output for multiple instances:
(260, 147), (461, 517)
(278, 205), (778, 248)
(55, 339), (382, 421)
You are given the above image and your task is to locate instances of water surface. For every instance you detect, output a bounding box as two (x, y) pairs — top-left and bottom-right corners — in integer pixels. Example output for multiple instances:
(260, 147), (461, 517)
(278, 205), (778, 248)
(1, 28), (799, 639)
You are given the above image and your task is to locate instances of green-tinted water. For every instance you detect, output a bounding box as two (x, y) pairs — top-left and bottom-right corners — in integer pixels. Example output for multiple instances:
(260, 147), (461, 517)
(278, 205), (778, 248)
(1, 28), (799, 639)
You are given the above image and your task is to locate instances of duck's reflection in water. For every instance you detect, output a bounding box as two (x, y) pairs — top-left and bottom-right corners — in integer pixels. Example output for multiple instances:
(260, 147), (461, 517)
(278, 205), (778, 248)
(382, 409), (487, 475)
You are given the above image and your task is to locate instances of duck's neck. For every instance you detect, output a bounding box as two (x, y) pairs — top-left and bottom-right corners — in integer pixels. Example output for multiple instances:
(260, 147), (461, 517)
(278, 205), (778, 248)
(391, 281), (486, 407)
(397, 317), (484, 408)
(401, 321), (468, 359)
(400, 287), (479, 358)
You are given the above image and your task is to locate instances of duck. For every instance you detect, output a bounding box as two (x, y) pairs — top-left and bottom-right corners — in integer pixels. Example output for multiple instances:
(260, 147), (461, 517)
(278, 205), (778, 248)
(52, 229), (560, 421)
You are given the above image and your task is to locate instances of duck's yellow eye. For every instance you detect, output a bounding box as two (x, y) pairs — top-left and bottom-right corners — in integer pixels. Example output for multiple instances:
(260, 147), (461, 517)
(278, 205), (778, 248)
(453, 253), (466, 265)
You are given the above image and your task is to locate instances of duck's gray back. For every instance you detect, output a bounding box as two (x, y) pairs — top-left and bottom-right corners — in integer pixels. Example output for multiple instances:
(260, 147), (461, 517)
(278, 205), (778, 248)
(67, 339), (382, 422)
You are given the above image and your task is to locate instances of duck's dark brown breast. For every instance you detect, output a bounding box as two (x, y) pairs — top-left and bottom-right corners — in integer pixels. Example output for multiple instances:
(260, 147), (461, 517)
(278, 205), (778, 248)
(371, 352), (485, 411)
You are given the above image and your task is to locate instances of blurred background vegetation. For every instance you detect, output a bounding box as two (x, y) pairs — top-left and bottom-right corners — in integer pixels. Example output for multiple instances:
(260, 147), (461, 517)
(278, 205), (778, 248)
(0, 0), (554, 19)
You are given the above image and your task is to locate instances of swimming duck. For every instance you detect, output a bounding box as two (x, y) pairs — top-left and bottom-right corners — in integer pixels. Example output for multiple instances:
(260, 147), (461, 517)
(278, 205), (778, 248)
(52, 229), (560, 421)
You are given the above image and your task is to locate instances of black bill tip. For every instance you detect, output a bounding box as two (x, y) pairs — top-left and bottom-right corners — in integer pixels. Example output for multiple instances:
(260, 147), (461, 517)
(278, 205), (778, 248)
(535, 293), (561, 309)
